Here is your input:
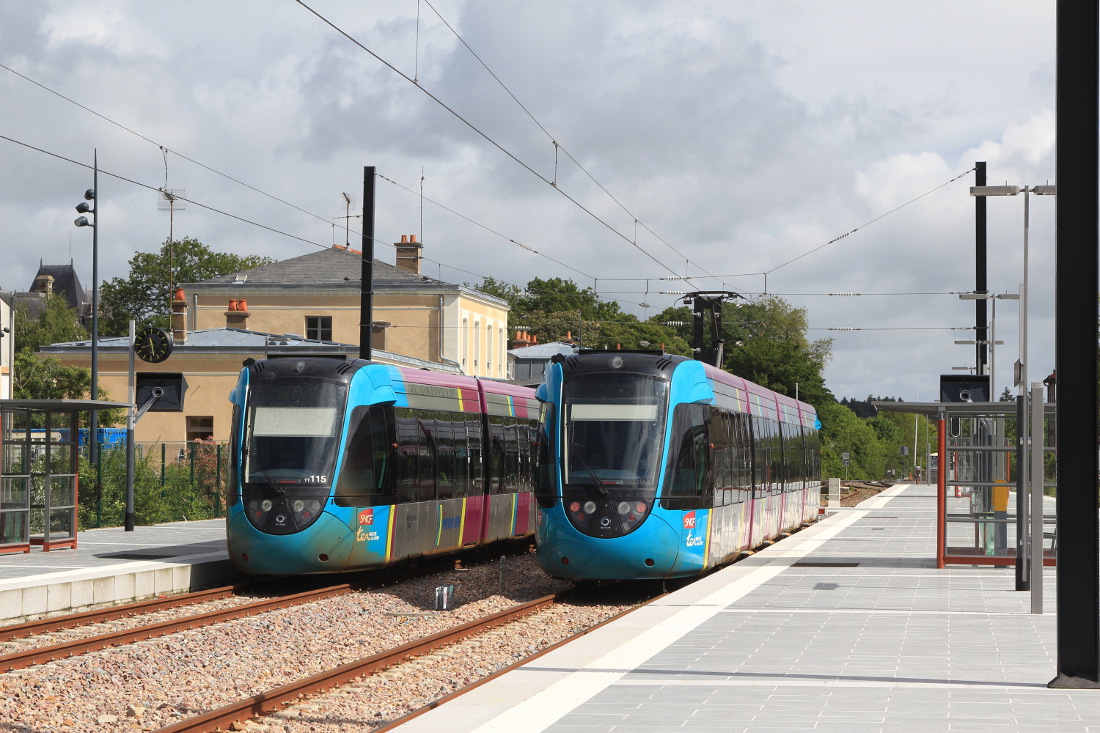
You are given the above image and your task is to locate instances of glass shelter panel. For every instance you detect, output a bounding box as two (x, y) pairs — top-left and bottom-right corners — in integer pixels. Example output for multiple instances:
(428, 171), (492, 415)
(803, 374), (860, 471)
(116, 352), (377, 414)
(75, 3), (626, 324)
(0, 409), (32, 552)
(1, 405), (86, 553)
(940, 406), (1056, 567)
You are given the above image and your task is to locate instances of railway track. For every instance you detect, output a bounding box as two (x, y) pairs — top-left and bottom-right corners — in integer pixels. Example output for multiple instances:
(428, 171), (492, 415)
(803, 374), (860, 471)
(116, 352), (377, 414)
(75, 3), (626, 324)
(0, 550), (632, 731)
(0, 582), (358, 673)
(152, 589), (646, 733)
(0, 540), (535, 674)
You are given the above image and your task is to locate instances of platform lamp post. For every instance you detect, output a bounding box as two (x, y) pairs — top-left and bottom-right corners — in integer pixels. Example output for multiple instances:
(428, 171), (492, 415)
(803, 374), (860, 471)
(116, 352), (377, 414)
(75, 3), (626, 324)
(969, 184), (1055, 399)
(74, 151), (99, 464)
(970, 183), (1054, 609)
(957, 291), (1018, 399)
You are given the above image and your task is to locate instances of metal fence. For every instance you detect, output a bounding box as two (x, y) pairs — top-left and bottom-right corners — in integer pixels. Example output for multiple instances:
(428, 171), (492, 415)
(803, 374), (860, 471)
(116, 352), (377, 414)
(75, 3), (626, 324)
(79, 441), (229, 529)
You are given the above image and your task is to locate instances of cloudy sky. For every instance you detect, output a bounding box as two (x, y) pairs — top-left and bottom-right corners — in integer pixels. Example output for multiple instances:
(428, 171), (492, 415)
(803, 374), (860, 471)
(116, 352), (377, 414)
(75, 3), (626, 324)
(0, 1), (1057, 401)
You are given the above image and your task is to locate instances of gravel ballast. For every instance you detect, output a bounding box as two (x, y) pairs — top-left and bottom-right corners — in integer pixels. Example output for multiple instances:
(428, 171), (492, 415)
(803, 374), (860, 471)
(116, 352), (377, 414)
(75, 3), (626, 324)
(0, 554), (637, 732)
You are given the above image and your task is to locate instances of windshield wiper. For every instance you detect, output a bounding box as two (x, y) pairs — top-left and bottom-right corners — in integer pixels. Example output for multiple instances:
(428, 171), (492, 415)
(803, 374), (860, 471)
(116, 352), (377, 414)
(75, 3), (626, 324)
(569, 443), (610, 496)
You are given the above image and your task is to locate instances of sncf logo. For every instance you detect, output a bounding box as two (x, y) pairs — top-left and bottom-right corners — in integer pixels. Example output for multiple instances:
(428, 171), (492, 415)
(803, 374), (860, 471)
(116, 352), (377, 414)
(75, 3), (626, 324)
(683, 511), (696, 529)
(358, 509), (374, 526)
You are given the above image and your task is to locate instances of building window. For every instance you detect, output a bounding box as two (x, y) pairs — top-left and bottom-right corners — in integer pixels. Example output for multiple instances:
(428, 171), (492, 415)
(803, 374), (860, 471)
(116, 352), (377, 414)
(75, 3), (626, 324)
(473, 321), (481, 369)
(186, 416), (214, 443)
(461, 317), (469, 368)
(306, 316), (332, 341)
(486, 324), (493, 374)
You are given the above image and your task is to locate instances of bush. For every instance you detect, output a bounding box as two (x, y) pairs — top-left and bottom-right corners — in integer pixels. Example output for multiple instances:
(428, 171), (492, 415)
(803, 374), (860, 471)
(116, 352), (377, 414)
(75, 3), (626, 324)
(78, 441), (227, 529)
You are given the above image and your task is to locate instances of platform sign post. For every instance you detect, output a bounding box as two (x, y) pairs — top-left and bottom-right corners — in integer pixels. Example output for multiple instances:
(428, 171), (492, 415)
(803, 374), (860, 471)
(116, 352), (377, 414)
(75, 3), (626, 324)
(1049, 0), (1100, 689)
(1029, 382), (1044, 615)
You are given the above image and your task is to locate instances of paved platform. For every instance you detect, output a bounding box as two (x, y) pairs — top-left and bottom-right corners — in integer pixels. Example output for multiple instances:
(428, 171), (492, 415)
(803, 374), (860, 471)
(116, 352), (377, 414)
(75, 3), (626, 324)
(395, 483), (1100, 732)
(0, 519), (237, 623)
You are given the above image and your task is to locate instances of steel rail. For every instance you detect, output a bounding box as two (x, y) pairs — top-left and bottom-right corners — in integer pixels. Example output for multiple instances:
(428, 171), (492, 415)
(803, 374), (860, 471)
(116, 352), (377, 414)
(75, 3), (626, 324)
(152, 593), (561, 733)
(0, 582), (359, 672)
(0, 584), (241, 643)
(377, 593), (655, 731)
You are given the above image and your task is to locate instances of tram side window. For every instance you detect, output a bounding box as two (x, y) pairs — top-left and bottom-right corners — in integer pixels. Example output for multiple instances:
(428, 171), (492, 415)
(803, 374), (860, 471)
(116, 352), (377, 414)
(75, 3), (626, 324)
(452, 413), (469, 499)
(534, 404), (557, 507)
(393, 408), (436, 503)
(416, 415), (436, 502)
(808, 428), (821, 483)
(336, 406), (393, 507)
(502, 417), (520, 492)
(751, 416), (769, 497)
(227, 405), (241, 507)
(709, 410), (731, 506)
(778, 423), (795, 493)
(768, 421), (783, 496)
(789, 425), (805, 491)
(730, 412), (752, 503)
(487, 415), (505, 495)
(467, 413), (484, 494)
(520, 418), (538, 493)
(435, 411), (457, 500)
(663, 404), (712, 511)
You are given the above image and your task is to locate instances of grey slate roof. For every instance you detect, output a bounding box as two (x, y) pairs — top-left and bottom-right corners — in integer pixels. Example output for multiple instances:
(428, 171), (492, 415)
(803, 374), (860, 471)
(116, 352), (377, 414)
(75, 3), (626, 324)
(42, 328), (352, 354)
(30, 263), (87, 314)
(508, 341), (579, 359)
(183, 247), (450, 291)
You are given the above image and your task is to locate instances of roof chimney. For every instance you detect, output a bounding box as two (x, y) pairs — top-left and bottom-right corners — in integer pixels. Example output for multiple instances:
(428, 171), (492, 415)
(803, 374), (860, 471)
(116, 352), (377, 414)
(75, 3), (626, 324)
(395, 234), (423, 275)
(172, 287), (188, 343)
(512, 330), (532, 349)
(225, 297), (251, 330)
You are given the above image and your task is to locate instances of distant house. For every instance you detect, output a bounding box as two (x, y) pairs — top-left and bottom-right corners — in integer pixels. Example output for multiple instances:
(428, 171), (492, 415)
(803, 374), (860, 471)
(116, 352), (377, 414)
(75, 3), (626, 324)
(182, 238), (511, 379)
(15, 261), (90, 325)
(508, 332), (579, 387)
(41, 326), (457, 443)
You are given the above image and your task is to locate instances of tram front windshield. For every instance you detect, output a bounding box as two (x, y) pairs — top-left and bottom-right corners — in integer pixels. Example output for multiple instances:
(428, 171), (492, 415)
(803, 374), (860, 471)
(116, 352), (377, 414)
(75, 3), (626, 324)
(244, 377), (346, 487)
(562, 373), (667, 495)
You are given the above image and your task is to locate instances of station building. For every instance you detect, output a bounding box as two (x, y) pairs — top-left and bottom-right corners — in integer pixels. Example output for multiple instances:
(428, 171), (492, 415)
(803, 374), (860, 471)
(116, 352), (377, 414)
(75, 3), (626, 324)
(37, 238), (512, 444)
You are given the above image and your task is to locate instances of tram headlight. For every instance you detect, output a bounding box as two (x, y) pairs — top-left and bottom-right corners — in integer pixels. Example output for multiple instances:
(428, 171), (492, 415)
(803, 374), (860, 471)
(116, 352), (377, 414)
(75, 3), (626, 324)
(617, 501), (631, 515)
(583, 501), (597, 514)
(292, 499), (305, 513)
(260, 499), (273, 512)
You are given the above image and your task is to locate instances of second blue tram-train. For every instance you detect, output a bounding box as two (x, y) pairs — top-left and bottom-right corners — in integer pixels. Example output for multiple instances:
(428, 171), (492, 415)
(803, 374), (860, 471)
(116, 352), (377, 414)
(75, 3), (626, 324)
(534, 351), (821, 581)
(225, 357), (540, 574)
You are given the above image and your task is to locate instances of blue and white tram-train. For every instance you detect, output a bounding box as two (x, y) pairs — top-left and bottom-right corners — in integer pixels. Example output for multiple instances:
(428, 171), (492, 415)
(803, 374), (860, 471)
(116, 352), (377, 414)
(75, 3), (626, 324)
(225, 357), (541, 575)
(533, 351), (821, 581)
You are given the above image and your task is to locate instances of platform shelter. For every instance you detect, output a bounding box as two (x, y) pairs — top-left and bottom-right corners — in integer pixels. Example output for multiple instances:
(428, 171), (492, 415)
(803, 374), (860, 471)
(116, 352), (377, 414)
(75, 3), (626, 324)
(0, 399), (130, 555)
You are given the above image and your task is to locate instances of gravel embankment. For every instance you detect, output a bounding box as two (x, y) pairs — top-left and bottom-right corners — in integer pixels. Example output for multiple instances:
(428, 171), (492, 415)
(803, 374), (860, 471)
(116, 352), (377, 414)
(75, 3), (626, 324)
(0, 554), (636, 732)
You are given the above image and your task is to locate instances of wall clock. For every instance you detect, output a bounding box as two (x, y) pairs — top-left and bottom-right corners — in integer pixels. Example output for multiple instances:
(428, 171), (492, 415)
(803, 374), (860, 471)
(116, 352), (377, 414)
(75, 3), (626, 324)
(135, 327), (173, 363)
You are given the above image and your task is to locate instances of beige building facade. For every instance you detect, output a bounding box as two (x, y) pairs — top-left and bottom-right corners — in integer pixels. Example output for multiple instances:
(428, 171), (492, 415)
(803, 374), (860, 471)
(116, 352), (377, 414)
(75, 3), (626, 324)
(40, 239), (512, 443)
(185, 238), (511, 379)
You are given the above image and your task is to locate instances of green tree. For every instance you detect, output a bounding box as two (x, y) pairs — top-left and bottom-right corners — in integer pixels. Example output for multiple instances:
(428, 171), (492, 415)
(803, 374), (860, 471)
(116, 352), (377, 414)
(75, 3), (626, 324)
(14, 295), (88, 353)
(723, 296), (834, 408)
(13, 296), (90, 402)
(817, 401), (881, 478)
(13, 350), (90, 401)
(12, 295), (123, 427)
(98, 237), (275, 336)
(473, 276), (691, 353)
(471, 276), (523, 305)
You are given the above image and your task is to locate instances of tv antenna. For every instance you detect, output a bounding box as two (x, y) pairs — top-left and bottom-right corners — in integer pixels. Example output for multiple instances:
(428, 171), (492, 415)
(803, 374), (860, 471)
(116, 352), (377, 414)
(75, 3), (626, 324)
(158, 188), (186, 306)
(334, 192), (360, 248)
